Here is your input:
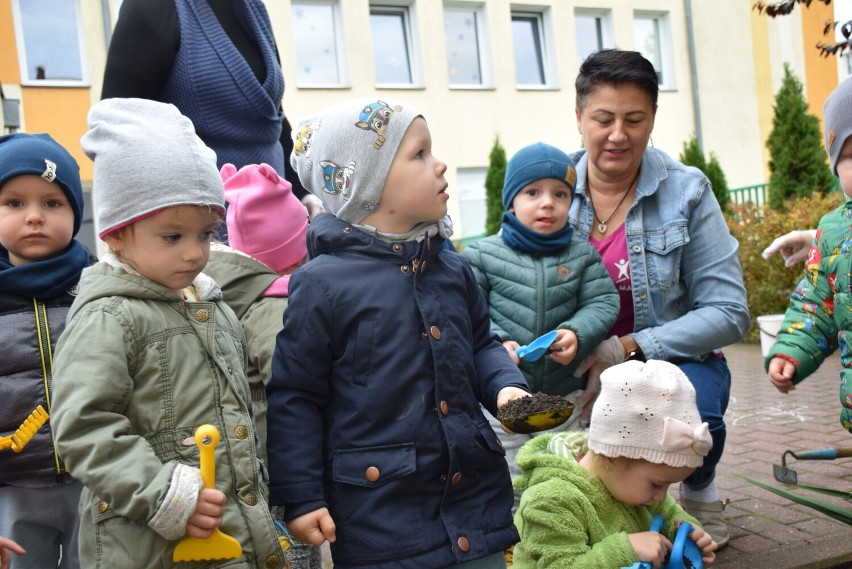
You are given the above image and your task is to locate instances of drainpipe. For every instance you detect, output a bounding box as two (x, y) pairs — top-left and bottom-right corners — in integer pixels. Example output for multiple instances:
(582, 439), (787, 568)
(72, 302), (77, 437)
(684, 0), (703, 152)
(102, 0), (113, 46)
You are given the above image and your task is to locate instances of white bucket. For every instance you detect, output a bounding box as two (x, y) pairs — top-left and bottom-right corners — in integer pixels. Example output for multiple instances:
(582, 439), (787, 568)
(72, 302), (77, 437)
(756, 314), (785, 357)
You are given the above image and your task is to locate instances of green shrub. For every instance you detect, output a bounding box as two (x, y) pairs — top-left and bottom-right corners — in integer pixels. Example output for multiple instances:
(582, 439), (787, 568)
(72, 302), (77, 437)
(679, 135), (731, 211)
(727, 191), (843, 340)
(484, 136), (506, 236)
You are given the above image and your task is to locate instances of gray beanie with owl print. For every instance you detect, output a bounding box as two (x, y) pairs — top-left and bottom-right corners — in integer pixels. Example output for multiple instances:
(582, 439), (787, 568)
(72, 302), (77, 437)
(289, 97), (420, 225)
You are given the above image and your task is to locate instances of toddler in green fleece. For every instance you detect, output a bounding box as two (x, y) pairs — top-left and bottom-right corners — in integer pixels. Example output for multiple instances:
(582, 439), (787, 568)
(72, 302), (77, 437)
(512, 360), (718, 568)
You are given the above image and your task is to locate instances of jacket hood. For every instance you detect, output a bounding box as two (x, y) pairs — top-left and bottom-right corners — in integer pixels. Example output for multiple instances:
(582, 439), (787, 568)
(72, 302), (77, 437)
(70, 255), (222, 321)
(514, 432), (595, 494)
(206, 244), (279, 318)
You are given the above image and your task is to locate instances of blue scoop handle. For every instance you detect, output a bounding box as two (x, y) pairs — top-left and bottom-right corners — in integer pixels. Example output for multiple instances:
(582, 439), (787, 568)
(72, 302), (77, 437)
(621, 515), (702, 569)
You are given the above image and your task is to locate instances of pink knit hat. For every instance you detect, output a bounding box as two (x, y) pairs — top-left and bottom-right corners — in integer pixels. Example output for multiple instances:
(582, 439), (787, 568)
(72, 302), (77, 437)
(222, 163), (308, 295)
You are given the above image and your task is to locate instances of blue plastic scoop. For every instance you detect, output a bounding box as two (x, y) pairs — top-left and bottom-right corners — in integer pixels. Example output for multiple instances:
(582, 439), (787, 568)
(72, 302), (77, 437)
(621, 514), (703, 569)
(514, 330), (559, 361)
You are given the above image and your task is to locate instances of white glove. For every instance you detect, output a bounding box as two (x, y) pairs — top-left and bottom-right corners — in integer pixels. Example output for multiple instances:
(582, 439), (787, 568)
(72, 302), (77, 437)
(573, 335), (625, 377)
(761, 229), (817, 267)
(301, 194), (326, 220)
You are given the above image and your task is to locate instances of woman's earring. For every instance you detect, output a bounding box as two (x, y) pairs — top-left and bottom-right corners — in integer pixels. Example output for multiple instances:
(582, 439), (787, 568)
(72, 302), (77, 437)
(648, 136), (654, 148)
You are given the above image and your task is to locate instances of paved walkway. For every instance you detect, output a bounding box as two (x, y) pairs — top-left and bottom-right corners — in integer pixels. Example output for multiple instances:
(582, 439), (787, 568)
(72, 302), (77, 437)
(320, 342), (852, 568)
(712, 342), (852, 569)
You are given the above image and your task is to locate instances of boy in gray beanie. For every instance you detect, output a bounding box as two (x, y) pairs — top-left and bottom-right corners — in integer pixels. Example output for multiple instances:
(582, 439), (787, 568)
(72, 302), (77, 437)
(267, 97), (530, 568)
(50, 98), (287, 568)
(766, 75), (852, 436)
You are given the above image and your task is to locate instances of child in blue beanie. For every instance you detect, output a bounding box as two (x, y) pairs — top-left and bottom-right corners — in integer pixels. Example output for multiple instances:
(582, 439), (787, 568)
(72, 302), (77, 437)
(462, 142), (619, 510)
(0, 132), (97, 569)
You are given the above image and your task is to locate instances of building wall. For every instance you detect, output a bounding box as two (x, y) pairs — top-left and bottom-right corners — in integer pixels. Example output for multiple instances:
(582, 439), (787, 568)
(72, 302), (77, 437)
(0, 0), (843, 239)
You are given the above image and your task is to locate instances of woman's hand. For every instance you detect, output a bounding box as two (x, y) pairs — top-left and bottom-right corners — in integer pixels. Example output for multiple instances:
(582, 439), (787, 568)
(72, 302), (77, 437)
(185, 487), (226, 538)
(767, 357), (797, 393)
(0, 536), (24, 569)
(287, 508), (336, 546)
(549, 329), (578, 365)
(628, 531), (672, 569)
(574, 335), (625, 377)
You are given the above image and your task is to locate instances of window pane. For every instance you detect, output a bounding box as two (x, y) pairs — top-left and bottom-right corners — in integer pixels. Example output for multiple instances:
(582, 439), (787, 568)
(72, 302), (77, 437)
(19, 0), (83, 81)
(634, 17), (663, 83)
(457, 168), (487, 237)
(575, 15), (603, 66)
(512, 16), (544, 85)
(445, 9), (481, 85)
(292, 3), (341, 85)
(370, 10), (412, 84)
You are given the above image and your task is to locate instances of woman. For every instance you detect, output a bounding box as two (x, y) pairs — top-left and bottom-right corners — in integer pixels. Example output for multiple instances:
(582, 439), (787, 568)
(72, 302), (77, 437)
(568, 49), (750, 549)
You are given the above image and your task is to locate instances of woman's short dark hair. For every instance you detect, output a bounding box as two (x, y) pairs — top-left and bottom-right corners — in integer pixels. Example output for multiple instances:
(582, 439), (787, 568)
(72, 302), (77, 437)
(575, 49), (659, 113)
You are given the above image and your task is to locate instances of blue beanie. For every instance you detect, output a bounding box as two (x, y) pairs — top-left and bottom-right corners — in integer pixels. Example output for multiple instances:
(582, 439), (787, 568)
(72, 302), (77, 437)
(0, 133), (84, 235)
(503, 142), (577, 210)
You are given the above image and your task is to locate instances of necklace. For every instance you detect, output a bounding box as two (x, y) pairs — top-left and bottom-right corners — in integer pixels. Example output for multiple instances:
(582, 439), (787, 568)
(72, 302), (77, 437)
(588, 170), (641, 234)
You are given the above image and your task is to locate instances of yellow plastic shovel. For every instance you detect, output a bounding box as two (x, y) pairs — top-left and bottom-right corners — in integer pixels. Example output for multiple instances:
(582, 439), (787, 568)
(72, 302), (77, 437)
(0, 405), (49, 452)
(173, 424), (242, 562)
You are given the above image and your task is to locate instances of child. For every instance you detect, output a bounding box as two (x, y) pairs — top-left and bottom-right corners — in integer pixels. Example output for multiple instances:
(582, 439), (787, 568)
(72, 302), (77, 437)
(461, 142), (619, 502)
(766, 76), (852, 433)
(266, 97), (530, 569)
(50, 99), (285, 568)
(512, 360), (718, 568)
(0, 132), (97, 569)
(204, 163), (320, 569)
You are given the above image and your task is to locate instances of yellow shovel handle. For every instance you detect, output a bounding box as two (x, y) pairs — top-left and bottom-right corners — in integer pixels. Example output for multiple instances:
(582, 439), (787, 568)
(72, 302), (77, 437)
(193, 424), (219, 489)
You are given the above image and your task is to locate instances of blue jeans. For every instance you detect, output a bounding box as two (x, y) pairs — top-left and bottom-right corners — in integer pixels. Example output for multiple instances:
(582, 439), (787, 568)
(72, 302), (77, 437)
(677, 354), (731, 490)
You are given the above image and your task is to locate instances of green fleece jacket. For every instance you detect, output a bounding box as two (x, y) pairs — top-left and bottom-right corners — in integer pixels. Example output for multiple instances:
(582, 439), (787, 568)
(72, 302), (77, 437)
(512, 433), (700, 569)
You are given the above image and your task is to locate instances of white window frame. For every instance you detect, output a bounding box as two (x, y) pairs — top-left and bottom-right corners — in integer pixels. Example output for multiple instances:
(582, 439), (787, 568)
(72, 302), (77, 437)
(443, 2), (493, 89)
(456, 167), (488, 238)
(574, 8), (614, 67)
(510, 7), (557, 90)
(290, 0), (350, 89)
(633, 11), (675, 91)
(12, 0), (88, 86)
(369, 2), (423, 89)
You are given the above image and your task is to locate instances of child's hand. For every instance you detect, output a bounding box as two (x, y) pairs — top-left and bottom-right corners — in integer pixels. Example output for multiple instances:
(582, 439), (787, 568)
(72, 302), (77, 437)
(185, 487), (226, 538)
(627, 531), (672, 569)
(287, 508), (336, 546)
(767, 357), (797, 393)
(680, 521), (718, 565)
(496, 387), (530, 410)
(0, 536), (25, 569)
(549, 329), (578, 366)
(503, 340), (521, 364)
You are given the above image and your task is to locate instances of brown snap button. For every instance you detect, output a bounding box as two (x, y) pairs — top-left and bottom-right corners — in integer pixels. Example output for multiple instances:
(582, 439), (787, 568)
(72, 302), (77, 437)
(235, 425), (249, 439)
(343, 227), (352, 233)
(392, 243), (403, 252)
(96, 501), (109, 513)
(265, 554), (281, 568)
(195, 308), (209, 322)
(430, 326), (441, 340)
(365, 467), (380, 482)
(452, 472), (462, 486)
(457, 536), (470, 552)
(420, 331), (428, 340)
(244, 493), (258, 506)
(440, 400), (449, 415)
(400, 265), (410, 273)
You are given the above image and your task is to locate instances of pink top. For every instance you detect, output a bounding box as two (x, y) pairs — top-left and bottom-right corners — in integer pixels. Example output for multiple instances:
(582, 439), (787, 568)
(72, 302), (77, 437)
(589, 224), (634, 337)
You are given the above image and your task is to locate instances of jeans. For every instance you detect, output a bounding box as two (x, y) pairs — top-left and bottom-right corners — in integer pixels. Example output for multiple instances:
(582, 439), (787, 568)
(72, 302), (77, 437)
(677, 354), (731, 490)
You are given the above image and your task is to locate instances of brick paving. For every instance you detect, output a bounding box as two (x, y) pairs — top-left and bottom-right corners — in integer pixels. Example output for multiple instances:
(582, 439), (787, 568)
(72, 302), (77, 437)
(320, 341), (852, 568)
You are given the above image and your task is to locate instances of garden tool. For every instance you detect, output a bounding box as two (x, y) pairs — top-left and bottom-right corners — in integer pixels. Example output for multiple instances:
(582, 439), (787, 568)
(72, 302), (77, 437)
(622, 514), (702, 569)
(515, 330), (559, 361)
(173, 425), (242, 562)
(773, 447), (852, 485)
(0, 405), (48, 453)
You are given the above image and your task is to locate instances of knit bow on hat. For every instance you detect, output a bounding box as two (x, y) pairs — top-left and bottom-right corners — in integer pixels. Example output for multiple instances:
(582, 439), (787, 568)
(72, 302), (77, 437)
(660, 417), (712, 457)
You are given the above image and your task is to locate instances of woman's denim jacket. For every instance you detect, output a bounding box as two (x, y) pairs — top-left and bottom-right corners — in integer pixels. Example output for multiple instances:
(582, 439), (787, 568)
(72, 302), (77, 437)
(568, 147), (750, 361)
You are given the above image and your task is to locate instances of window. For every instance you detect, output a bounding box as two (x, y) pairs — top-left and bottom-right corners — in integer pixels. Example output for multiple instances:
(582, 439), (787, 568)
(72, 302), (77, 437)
(370, 4), (420, 87)
(574, 10), (613, 66)
(456, 168), (487, 238)
(511, 10), (555, 88)
(444, 3), (491, 88)
(633, 12), (675, 89)
(13, 0), (87, 85)
(291, 1), (348, 87)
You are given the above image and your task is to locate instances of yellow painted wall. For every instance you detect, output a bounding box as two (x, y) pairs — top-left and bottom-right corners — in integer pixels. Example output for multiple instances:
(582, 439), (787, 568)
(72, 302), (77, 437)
(0, 0), (20, 83)
(21, 88), (93, 179)
(801, 0), (837, 123)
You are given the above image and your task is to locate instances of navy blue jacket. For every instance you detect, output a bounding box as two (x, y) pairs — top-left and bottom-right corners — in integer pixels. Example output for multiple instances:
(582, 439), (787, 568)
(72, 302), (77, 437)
(267, 214), (526, 568)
